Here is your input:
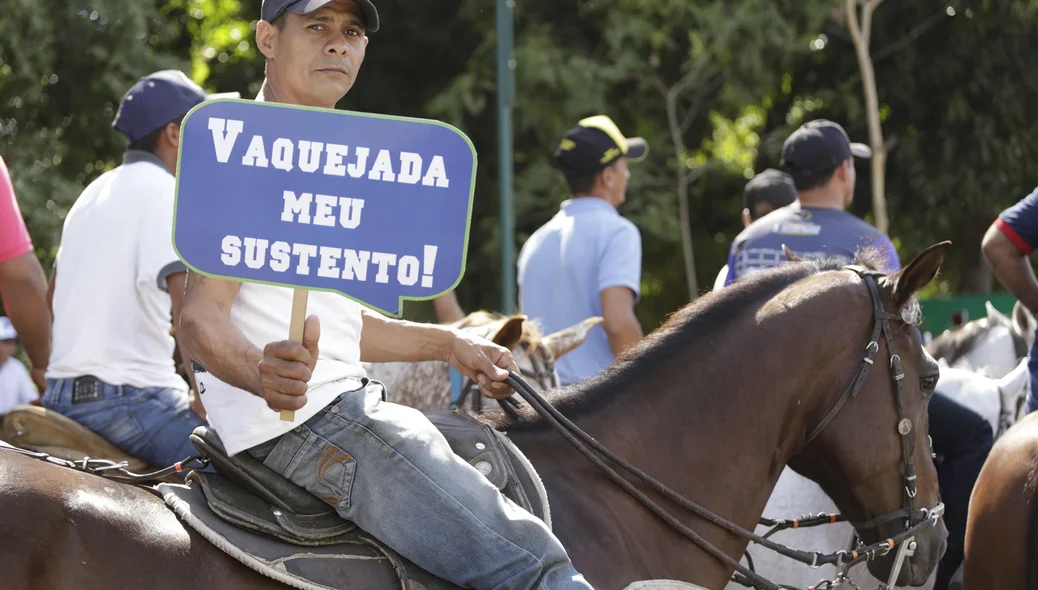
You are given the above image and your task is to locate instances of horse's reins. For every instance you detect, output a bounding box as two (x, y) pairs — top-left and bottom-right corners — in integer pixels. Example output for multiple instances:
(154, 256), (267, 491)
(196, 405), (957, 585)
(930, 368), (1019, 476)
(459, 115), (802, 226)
(455, 340), (556, 414)
(0, 439), (210, 484)
(503, 266), (944, 590)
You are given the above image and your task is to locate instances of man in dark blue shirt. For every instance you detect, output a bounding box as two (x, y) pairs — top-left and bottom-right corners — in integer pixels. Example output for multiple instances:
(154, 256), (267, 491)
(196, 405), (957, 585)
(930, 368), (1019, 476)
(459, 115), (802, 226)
(724, 120), (898, 286)
(983, 187), (1038, 413)
(722, 119), (991, 590)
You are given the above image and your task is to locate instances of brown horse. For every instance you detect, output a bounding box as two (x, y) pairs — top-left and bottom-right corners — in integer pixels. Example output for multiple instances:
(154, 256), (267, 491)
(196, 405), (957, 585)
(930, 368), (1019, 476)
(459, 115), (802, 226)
(0, 244), (950, 590)
(960, 411), (1038, 589)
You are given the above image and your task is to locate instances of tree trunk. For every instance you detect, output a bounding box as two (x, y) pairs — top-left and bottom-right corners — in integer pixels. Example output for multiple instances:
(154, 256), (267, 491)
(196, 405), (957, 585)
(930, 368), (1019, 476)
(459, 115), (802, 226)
(845, 0), (889, 234)
(666, 90), (698, 299)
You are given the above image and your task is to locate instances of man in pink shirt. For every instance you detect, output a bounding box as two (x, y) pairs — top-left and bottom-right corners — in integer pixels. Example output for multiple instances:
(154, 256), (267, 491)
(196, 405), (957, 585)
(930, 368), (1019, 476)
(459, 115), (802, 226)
(0, 155), (50, 392)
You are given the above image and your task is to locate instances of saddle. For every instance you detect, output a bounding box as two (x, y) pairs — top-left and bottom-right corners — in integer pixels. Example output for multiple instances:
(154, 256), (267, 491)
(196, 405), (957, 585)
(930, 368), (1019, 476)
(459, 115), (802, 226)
(155, 407), (552, 590)
(2, 405), (157, 473)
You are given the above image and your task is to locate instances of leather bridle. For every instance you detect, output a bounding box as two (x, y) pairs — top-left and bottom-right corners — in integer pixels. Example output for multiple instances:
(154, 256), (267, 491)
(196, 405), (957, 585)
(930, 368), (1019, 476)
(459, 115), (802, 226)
(801, 267), (942, 540)
(503, 265), (945, 590)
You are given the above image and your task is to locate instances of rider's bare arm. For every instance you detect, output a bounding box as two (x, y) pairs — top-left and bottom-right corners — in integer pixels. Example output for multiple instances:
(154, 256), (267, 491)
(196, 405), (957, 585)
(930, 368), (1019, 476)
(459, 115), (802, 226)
(0, 251), (51, 382)
(600, 286), (643, 357)
(177, 271), (263, 396)
(360, 309), (517, 398)
(167, 271), (203, 417)
(46, 264), (56, 315)
(432, 291), (465, 324)
(982, 223), (1038, 315)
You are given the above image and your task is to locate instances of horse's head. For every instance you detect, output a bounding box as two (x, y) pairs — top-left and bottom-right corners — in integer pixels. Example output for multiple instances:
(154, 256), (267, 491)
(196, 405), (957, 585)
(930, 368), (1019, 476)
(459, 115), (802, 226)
(453, 312), (601, 394)
(784, 242), (951, 587)
(926, 299), (1034, 379)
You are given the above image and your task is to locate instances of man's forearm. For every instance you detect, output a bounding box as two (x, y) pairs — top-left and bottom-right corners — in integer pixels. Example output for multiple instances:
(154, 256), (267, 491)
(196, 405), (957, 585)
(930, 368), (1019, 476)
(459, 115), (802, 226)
(983, 227), (1038, 315)
(179, 299), (264, 396)
(989, 256), (1038, 314)
(360, 310), (455, 363)
(433, 292), (465, 324)
(606, 323), (642, 356)
(0, 254), (51, 370)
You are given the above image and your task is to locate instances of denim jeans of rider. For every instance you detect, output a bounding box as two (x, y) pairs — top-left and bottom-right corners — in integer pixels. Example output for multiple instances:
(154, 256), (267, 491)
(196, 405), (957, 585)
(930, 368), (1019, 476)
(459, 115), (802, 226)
(247, 380), (592, 590)
(43, 376), (206, 469)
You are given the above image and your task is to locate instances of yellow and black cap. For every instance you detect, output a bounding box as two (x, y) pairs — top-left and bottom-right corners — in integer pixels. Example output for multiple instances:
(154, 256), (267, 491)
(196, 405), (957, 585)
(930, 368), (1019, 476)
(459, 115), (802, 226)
(554, 115), (648, 176)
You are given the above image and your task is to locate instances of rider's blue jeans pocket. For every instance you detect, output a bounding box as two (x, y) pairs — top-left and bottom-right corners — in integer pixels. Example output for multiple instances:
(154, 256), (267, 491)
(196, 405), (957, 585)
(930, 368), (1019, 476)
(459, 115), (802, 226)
(261, 424), (358, 512)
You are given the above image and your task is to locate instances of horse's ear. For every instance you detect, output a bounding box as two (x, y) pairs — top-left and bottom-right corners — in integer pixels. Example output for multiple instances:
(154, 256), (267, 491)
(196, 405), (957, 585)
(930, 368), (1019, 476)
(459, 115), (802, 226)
(891, 241), (951, 311)
(1012, 300), (1036, 337)
(490, 316), (526, 350)
(543, 316), (604, 359)
(782, 244), (804, 262)
(986, 300), (1009, 325)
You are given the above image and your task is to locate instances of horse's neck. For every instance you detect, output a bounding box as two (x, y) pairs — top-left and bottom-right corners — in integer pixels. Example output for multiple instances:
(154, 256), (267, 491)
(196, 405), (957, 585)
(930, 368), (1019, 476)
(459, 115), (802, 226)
(505, 302), (865, 585)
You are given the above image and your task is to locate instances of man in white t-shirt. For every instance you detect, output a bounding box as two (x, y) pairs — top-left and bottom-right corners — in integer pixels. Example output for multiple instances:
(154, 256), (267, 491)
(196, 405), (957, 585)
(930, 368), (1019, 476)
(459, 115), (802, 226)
(0, 317), (38, 416)
(178, 2), (591, 589)
(43, 71), (235, 468)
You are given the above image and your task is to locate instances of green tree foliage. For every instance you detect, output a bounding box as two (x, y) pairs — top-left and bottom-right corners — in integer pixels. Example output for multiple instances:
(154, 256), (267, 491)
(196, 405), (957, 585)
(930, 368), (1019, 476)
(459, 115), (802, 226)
(3, 0), (1037, 332)
(0, 0), (188, 270)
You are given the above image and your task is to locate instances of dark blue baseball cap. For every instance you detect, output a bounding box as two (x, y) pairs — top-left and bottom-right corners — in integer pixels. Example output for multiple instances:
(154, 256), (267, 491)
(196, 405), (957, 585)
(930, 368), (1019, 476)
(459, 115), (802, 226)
(261, 0), (379, 33)
(744, 168), (797, 213)
(112, 70), (239, 143)
(780, 119), (872, 180)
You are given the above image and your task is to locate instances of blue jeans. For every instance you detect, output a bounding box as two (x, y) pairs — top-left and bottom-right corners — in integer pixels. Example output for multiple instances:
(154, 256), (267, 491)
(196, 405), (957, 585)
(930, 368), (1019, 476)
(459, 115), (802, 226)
(247, 380), (591, 590)
(43, 376), (206, 468)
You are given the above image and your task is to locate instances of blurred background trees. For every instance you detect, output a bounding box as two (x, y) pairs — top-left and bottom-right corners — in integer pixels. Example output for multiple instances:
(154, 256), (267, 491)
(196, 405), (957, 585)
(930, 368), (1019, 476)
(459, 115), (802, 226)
(2, 0), (1035, 330)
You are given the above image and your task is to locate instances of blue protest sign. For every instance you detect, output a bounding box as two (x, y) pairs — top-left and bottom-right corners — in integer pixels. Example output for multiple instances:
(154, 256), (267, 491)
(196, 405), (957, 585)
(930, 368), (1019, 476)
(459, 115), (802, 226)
(172, 99), (476, 317)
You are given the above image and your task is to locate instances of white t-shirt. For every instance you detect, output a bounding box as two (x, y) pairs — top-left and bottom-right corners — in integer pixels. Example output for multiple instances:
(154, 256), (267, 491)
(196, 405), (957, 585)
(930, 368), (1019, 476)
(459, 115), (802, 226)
(0, 358), (37, 414)
(47, 151), (187, 391)
(197, 282), (366, 456)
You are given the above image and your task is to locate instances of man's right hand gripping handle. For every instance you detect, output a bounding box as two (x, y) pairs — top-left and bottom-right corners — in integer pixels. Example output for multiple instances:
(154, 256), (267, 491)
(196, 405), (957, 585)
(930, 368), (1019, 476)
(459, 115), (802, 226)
(258, 315), (320, 415)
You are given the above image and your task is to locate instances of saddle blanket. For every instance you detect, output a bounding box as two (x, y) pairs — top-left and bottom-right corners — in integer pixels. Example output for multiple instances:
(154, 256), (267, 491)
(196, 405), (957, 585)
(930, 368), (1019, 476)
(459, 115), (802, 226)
(158, 479), (462, 590)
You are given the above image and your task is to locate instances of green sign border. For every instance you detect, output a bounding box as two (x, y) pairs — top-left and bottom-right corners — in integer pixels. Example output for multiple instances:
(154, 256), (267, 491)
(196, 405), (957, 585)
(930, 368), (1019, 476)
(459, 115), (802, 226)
(171, 98), (478, 318)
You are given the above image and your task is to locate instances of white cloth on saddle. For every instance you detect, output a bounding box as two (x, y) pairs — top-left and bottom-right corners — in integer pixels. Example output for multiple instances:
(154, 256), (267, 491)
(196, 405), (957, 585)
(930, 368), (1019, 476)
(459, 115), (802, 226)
(47, 151), (187, 391)
(199, 283), (365, 456)
(0, 357), (37, 414)
(623, 581), (709, 590)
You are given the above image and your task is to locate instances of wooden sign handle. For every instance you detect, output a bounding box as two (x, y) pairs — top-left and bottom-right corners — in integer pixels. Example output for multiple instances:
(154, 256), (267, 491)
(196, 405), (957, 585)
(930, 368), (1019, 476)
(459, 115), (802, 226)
(280, 288), (309, 422)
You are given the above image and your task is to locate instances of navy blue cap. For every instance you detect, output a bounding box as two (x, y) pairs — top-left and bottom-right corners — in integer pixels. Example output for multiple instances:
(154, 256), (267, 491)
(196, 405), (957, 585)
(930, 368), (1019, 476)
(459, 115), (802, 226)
(744, 168), (797, 214)
(780, 119), (872, 180)
(261, 0), (379, 33)
(112, 70), (238, 143)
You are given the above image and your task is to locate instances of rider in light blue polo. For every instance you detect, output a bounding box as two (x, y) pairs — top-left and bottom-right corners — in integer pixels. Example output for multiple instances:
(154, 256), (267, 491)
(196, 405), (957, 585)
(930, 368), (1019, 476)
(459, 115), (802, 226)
(517, 116), (647, 386)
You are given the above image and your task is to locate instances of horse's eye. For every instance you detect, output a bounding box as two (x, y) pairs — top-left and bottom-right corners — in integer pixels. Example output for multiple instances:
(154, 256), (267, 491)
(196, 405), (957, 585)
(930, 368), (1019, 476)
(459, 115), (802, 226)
(920, 375), (939, 394)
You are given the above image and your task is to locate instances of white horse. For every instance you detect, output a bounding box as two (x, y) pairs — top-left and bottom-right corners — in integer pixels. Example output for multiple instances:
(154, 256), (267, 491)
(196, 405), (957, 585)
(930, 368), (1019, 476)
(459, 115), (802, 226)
(926, 300), (1036, 379)
(730, 301), (1033, 590)
(364, 311), (602, 411)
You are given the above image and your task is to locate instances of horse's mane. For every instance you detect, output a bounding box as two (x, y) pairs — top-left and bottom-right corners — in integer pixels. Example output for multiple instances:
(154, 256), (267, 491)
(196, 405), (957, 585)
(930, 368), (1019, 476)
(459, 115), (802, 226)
(484, 249), (890, 431)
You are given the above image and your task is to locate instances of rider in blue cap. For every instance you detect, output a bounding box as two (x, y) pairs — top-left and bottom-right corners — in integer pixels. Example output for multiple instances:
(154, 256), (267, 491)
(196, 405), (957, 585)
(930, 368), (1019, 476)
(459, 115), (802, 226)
(43, 71), (237, 471)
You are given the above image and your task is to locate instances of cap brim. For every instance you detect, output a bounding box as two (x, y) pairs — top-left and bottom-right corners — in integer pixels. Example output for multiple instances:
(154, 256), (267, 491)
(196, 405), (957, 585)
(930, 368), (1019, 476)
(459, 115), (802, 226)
(850, 142), (873, 159)
(289, 0), (379, 33)
(625, 138), (648, 162)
